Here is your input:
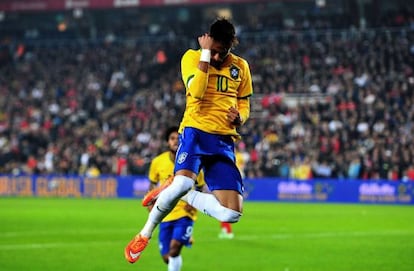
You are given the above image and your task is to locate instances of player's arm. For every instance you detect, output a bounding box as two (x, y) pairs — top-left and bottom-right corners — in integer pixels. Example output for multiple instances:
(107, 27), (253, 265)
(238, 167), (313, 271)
(181, 34), (213, 99)
(147, 160), (159, 190)
(181, 51), (208, 99)
(237, 97), (250, 125)
(146, 161), (160, 211)
(231, 59), (253, 126)
(184, 171), (206, 214)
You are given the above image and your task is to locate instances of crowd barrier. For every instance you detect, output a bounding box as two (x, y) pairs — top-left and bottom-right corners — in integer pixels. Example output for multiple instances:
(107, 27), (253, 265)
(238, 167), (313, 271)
(0, 175), (413, 205)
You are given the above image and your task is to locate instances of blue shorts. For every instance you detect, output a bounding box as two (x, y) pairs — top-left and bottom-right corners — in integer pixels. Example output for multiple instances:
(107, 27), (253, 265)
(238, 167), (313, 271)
(158, 217), (194, 256)
(174, 127), (244, 194)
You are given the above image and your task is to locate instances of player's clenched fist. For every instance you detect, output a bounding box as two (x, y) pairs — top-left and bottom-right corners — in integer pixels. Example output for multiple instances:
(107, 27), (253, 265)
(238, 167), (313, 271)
(198, 33), (214, 50)
(227, 106), (242, 126)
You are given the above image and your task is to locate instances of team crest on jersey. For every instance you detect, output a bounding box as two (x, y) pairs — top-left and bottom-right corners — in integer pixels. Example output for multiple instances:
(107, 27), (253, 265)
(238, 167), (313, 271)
(177, 152), (188, 164)
(230, 66), (239, 79)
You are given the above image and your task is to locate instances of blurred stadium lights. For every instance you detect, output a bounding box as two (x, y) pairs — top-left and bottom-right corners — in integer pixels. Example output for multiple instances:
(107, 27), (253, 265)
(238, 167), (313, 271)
(204, 6), (233, 20)
(315, 0), (326, 8)
(216, 8), (233, 19)
(73, 8), (83, 19)
(57, 21), (67, 32)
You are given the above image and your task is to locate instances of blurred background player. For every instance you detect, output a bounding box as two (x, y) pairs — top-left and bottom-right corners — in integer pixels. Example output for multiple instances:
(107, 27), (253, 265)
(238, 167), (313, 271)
(218, 222), (234, 239)
(145, 126), (205, 271)
(125, 18), (253, 264)
(219, 142), (249, 239)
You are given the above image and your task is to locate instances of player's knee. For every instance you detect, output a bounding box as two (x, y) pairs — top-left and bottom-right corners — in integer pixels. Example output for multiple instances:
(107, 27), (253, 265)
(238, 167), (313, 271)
(169, 247), (180, 257)
(216, 207), (242, 223)
(157, 175), (194, 208)
(171, 175), (194, 196)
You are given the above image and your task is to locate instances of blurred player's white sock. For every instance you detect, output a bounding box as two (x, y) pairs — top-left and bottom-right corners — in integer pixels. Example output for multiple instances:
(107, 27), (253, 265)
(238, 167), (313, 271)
(182, 191), (241, 222)
(141, 175), (194, 238)
(168, 255), (182, 271)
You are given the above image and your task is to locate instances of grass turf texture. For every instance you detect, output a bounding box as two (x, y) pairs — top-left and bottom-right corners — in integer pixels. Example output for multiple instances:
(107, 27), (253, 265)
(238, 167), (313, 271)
(0, 198), (413, 271)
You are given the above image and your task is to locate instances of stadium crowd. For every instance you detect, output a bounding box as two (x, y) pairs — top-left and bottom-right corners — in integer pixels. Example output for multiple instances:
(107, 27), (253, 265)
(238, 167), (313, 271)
(0, 3), (414, 181)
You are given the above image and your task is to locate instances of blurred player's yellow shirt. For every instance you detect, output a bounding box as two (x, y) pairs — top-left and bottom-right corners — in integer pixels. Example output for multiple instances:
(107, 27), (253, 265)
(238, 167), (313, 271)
(148, 151), (205, 222)
(180, 49), (253, 138)
(235, 150), (247, 179)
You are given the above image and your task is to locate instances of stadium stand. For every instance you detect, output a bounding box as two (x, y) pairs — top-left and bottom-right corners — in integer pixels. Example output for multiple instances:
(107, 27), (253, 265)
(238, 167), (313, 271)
(0, 1), (413, 180)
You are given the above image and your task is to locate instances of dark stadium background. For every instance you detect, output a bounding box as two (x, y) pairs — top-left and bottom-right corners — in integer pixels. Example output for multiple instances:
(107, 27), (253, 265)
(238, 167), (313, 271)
(0, 2), (413, 271)
(0, 0), (413, 202)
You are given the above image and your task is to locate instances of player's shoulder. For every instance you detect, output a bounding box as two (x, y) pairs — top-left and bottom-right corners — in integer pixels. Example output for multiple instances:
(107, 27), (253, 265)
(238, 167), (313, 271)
(152, 151), (169, 163)
(230, 53), (249, 68)
(182, 49), (200, 59)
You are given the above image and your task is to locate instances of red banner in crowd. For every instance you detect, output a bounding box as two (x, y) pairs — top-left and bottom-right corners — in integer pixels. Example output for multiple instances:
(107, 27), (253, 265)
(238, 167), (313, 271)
(0, 0), (269, 12)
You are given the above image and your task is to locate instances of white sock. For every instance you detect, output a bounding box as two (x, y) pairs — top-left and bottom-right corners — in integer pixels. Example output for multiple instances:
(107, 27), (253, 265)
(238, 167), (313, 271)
(182, 190), (242, 222)
(168, 255), (182, 271)
(140, 175), (194, 238)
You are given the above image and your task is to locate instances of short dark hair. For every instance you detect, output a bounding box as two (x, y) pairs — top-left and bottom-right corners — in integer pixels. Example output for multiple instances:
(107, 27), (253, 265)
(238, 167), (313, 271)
(209, 18), (239, 49)
(164, 126), (179, 142)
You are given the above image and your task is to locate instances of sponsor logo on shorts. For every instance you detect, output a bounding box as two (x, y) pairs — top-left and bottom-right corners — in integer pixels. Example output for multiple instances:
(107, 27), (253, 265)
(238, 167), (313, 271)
(177, 152), (188, 164)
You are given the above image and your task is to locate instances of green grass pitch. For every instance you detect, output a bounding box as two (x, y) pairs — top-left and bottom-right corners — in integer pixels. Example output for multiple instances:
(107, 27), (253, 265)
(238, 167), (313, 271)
(1, 197), (413, 271)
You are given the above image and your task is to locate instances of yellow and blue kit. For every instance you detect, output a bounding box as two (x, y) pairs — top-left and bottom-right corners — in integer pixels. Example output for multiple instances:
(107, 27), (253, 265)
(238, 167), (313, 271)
(175, 49), (253, 194)
(148, 151), (205, 255)
(179, 49), (253, 138)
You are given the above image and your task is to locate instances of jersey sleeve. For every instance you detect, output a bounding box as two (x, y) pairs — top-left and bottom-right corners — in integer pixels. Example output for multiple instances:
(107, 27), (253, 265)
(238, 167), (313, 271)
(147, 157), (160, 184)
(181, 49), (209, 99)
(237, 58), (253, 124)
(238, 58), (253, 99)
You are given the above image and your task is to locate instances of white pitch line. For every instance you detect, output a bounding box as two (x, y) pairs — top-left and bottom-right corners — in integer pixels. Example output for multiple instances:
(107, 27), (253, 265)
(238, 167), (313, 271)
(0, 230), (412, 250)
(0, 241), (121, 250)
(0, 228), (135, 237)
(234, 230), (414, 240)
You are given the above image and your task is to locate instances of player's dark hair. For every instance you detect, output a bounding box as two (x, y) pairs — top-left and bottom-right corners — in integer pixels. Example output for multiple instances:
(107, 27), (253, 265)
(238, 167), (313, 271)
(209, 18), (239, 49)
(164, 126), (179, 142)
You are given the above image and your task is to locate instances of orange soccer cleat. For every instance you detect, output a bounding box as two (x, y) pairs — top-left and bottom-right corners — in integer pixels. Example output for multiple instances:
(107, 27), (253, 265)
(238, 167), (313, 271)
(142, 176), (174, 207)
(124, 234), (149, 264)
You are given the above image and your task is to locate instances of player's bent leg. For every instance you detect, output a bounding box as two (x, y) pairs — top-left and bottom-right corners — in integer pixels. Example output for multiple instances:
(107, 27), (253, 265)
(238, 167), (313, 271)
(142, 175), (195, 207)
(213, 190), (243, 212)
(182, 190), (242, 222)
(125, 176), (194, 264)
(215, 206), (241, 222)
(142, 176), (174, 207)
(140, 175), (195, 238)
(155, 175), (195, 210)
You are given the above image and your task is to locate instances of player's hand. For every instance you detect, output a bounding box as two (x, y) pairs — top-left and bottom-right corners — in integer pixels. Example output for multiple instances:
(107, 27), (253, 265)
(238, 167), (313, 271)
(227, 106), (242, 126)
(198, 33), (214, 50)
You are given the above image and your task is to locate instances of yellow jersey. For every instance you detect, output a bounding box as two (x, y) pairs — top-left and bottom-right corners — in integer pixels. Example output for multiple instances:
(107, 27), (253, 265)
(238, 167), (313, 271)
(180, 49), (253, 138)
(148, 151), (205, 222)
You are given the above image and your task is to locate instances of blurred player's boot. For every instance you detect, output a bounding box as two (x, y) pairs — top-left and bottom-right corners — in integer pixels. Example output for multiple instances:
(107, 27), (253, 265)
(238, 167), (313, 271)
(124, 234), (149, 263)
(142, 176), (174, 207)
(218, 222), (235, 239)
(218, 228), (235, 239)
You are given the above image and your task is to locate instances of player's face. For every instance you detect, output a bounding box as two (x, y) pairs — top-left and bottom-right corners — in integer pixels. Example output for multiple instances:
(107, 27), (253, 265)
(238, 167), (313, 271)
(210, 41), (230, 68)
(168, 132), (179, 153)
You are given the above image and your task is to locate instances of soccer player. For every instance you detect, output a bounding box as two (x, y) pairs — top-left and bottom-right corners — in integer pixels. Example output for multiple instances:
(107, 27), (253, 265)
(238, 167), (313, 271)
(218, 143), (248, 239)
(125, 18), (253, 264)
(146, 126), (205, 271)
